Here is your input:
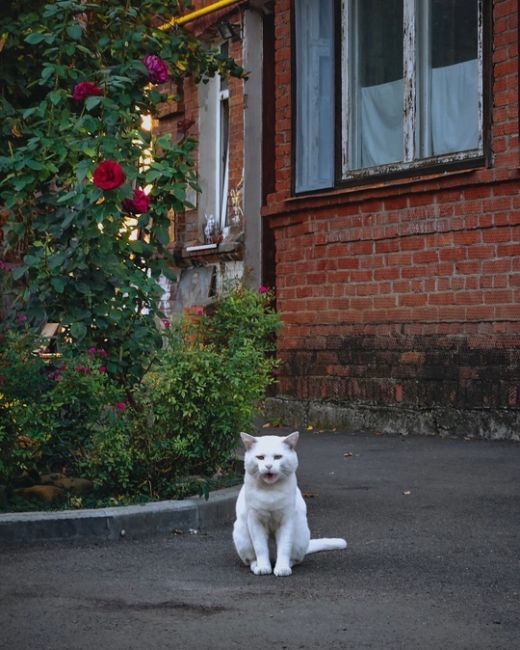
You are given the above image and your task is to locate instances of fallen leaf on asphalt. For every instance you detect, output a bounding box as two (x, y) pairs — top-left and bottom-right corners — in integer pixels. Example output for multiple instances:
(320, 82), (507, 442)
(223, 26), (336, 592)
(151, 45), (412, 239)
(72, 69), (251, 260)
(403, 490), (412, 496)
(303, 492), (315, 498)
(262, 422), (272, 428)
(306, 425), (314, 431)
(344, 452), (353, 458)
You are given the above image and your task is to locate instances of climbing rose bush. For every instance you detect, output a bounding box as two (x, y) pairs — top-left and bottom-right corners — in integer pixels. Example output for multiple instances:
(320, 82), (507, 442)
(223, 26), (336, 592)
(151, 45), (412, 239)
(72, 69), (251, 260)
(0, 0), (244, 385)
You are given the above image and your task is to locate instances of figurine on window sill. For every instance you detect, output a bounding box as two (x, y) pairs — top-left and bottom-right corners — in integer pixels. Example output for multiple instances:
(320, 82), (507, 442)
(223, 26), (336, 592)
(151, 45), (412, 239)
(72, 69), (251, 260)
(204, 213), (215, 244)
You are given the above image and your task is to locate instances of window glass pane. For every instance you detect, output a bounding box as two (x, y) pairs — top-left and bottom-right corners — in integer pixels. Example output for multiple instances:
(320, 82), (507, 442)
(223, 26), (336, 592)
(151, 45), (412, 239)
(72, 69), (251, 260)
(347, 0), (404, 170)
(418, 0), (480, 156)
(295, 0), (335, 192)
(220, 95), (229, 227)
(431, 0), (478, 67)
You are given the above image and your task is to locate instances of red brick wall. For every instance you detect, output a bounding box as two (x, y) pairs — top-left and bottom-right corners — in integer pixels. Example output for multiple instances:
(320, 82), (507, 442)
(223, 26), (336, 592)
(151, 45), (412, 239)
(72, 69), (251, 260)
(265, 0), (520, 435)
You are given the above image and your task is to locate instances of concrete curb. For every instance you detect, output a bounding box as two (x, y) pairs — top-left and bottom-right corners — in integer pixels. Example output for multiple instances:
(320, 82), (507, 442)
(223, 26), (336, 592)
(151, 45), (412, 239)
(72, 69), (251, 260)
(0, 486), (240, 544)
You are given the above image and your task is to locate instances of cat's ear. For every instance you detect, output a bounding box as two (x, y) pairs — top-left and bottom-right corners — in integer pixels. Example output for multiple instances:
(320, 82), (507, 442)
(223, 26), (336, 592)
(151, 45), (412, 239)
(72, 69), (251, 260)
(283, 431), (299, 449)
(240, 432), (257, 450)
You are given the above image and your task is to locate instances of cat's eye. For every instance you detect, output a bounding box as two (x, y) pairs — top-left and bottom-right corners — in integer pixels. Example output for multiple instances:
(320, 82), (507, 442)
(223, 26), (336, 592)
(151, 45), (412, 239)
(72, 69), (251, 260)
(256, 455), (265, 460)
(274, 455), (282, 460)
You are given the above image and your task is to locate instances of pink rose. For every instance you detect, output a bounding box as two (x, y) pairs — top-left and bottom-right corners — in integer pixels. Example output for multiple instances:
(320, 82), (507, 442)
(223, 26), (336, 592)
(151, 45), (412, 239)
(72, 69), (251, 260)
(93, 160), (126, 191)
(115, 402), (126, 412)
(98, 366), (107, 374)
(122, 188), (151, 215)
(259, 286), (269, 294)
(143, 55), (169, 84)
(73, 82), (103, 102)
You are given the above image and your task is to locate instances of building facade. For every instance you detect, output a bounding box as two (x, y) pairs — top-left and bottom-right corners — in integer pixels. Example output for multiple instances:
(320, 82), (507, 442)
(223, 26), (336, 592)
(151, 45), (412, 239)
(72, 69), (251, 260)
(263, 0), (520, 439)
(157, 0), (275, 315)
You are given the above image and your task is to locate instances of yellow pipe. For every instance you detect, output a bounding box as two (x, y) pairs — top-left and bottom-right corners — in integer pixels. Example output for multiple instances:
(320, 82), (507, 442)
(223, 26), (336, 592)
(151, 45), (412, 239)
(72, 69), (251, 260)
(159, 0), (242, 30)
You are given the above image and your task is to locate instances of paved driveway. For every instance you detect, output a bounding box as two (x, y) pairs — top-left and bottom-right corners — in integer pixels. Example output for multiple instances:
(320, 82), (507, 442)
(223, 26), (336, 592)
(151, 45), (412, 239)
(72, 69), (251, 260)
(1, 431), (519, 649)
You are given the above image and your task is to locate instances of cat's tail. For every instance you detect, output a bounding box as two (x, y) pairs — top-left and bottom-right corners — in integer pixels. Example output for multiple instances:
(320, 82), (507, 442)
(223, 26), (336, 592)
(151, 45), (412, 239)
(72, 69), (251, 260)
(306, 538), (347, 554)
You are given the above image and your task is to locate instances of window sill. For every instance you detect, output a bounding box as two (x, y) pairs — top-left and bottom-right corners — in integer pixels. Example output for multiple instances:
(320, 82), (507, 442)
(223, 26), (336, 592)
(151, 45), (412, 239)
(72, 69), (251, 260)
(263, 160), (485, 218)
(174, 238), (243, 267)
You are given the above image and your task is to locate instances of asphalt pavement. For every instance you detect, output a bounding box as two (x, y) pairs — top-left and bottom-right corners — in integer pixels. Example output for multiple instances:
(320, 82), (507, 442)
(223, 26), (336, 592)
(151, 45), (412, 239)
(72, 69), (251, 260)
(1, 427), (519, 649)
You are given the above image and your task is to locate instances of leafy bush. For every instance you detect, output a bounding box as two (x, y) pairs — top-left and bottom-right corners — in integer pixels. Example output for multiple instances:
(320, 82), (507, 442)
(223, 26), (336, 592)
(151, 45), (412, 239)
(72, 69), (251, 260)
(0, 331), (129, 490)
(0, 4), (279, 510)
(0, 287), (282, 508)
(131, 288), (281, 497)
(0, 330), (54, 485)
(0, 1), (243, 385)
(203, 285), (281, 354)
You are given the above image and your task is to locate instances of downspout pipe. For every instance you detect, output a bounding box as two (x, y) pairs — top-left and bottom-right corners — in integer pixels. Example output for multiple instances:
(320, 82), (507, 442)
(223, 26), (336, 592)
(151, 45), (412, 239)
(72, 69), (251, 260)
(159, 0), (243, 30)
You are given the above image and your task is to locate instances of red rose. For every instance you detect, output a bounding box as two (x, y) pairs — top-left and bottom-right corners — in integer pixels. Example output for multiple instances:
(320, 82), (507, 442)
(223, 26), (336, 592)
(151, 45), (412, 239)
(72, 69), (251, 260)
(73, 82), (103, 102)
(122, 188), (151, 214)
(143, 55), (169, 84)
(93, 160), (126, 191)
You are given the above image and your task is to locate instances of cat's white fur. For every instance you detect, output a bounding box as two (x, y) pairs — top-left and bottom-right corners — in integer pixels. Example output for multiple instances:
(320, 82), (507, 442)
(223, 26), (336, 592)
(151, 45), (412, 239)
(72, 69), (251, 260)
(233, 431), (347, 576)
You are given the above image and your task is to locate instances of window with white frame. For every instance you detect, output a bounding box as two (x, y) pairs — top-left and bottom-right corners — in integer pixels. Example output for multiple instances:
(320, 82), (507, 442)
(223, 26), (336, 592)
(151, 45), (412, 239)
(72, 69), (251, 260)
(198, 42), (230, 239)
(294, 0), (484, 192)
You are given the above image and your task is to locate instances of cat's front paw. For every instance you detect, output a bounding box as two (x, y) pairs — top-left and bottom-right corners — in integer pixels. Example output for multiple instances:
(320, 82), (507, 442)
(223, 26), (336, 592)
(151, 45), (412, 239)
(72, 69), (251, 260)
(251, 561), (272, 576)
(274, 564), (292, 577)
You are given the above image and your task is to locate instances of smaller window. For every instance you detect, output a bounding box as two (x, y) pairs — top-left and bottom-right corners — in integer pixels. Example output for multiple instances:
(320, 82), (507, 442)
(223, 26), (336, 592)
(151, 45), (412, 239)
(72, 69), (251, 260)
(198, 43), (231, 240)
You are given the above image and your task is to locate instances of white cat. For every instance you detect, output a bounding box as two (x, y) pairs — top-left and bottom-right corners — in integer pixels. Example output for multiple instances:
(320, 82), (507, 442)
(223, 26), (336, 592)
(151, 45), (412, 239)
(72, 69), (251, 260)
(233, 431), (347, 577)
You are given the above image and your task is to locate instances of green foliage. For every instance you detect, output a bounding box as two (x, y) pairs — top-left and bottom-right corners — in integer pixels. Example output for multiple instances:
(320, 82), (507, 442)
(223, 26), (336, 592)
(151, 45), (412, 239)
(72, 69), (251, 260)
(0, 1), (243, 384)
(38, 349), (126, 475)
(204, 285), (281, 354)
(0, 288), (282, 508)
(0, 330), (129, 491)
(121, 287), (282, 498)
(0, 329), (53, 484)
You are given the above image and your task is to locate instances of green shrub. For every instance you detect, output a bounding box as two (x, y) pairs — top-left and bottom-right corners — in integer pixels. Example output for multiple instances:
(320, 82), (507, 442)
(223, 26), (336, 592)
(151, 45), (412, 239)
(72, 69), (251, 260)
(0, 331), (129, 492)
(130, 287), (281, 497)
(203, 285), (281, 354)
(0, 330), (54, 485)
(0, 286), (282, 507)
(39, 348), (126, 477)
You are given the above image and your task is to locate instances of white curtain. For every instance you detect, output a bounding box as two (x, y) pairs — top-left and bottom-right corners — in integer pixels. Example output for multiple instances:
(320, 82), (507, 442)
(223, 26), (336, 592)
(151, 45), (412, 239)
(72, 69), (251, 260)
(295, 0), (335, 192)
(360, 78), (404, 167)
(431, 58), (479, 155)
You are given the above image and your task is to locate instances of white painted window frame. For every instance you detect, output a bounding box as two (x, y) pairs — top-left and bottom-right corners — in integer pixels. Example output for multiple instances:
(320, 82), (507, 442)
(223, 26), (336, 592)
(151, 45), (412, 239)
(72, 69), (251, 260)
(198, 49), (230, 238)
(217, 84), (230, 233)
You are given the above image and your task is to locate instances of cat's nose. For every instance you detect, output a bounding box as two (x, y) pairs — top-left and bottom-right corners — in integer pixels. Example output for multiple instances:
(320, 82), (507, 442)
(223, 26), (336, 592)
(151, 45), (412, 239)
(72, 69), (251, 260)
(265, 463), (273, 470)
